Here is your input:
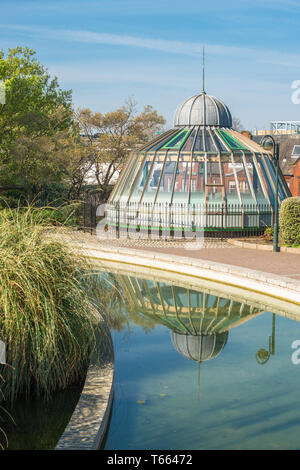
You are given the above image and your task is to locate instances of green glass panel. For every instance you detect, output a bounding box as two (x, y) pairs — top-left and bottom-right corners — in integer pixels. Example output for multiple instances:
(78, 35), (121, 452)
(162, 130), (191, 149)
(217, 130), (248, 151)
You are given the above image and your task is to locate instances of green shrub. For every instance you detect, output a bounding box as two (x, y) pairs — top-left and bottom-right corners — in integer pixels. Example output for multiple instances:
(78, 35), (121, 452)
(279, 197), (300, 247)
(0, 192), (26, 210)
(0, 207), (101, 404)
(262, 226), (273, 241)
(31, 183), (70, 207)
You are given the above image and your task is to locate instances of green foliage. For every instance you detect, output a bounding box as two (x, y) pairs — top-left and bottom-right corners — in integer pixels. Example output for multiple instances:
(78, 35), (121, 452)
(0, 190), (26, 210)
(279, 197), (300, 247)
(262, 226), (273, 241)
(31, 203), (81, 227)
(73, 99), (166, 199)
(30, 183), (70, 207)
(0, 208), (102, 404)
(0, 47), (72, 191)
(0, 201), (82, 227)
(0, 47), (167, 202)
(0, 47), (72, 146)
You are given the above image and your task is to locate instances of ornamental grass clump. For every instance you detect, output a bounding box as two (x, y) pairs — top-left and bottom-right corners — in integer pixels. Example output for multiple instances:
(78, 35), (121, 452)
(279, 197), (300, 247)
(0, 207), (100, 404)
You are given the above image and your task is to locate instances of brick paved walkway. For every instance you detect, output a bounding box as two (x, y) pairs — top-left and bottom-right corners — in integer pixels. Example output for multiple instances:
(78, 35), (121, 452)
(130, 245), (300, 281)
(51, 229), (300, 282)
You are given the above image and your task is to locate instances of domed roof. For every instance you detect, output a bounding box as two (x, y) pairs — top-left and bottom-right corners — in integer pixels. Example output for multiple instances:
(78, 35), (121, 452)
(174, 92), (232, 128)
(171, 331), (228, 362)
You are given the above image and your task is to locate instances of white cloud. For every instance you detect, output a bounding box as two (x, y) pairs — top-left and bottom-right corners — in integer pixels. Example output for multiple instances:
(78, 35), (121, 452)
(0, 24), (251, 57)
(2, 23), (299, 131)
(2, 24), (300, 70)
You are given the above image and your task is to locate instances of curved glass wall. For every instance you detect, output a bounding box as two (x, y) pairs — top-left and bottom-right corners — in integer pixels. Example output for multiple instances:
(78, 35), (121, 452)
(108, 126), (291, 234)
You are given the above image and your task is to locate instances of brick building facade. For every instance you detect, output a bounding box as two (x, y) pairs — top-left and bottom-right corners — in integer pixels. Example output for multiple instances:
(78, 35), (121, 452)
(277, 136), (300, 197)
(252, 134), (300, 197)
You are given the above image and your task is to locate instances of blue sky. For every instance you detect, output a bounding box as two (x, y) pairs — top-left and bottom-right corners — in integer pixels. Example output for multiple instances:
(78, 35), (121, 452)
(1, 0), (300, 130)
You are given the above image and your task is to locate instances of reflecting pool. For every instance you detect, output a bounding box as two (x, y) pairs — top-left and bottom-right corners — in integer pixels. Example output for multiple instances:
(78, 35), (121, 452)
(101, 269), (300, 450)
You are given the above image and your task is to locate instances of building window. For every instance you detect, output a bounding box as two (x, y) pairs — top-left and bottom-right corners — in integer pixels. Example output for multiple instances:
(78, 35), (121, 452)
(292, 145), (300, 158)
(229, 181), (236, 193)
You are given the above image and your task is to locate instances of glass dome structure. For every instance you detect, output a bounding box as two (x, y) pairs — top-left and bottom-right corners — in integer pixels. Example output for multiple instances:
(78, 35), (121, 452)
(107, 91), (291, 236)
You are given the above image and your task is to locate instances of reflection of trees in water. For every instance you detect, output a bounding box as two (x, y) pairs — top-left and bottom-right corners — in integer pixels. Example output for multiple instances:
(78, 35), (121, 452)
(91, 272), (128, 332)
(95, 273), (160, 334)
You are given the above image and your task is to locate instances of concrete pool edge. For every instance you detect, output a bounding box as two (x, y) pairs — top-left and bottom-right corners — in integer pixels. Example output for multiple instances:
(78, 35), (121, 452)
(79, 245), (300, 307)
(55, 319), (114, 451)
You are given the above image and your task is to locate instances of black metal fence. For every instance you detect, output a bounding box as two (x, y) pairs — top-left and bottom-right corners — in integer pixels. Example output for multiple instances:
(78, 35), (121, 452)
(82, 193), (105, 234)
(83, 198), (273, 238)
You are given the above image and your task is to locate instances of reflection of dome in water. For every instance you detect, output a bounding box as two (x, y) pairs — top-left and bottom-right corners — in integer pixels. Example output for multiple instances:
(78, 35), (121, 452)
(171, 331), (228, 362)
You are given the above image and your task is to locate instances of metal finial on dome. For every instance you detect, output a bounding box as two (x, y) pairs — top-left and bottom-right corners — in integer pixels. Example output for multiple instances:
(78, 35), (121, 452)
(202, 46), (205, 94)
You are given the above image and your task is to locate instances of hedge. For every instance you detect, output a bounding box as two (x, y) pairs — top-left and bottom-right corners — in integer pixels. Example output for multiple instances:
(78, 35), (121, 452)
(279, 197), (300, 247)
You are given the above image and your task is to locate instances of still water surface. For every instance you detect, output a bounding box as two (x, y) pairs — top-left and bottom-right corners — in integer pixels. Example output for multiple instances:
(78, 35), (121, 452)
(102, 271), (300, 450)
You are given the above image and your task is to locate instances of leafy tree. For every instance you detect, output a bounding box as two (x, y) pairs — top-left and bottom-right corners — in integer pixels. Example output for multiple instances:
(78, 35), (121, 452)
(0, 48), (166, 204)
(0, 47), (72, 198)
(54, 131), (92, 200)
(73, 99), (166, 200)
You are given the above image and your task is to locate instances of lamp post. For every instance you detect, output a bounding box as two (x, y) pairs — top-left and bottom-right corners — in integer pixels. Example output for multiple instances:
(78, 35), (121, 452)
(260, 135), (280, 252)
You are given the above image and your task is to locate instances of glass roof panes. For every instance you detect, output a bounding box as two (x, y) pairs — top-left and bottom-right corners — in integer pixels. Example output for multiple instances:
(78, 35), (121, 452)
(181, 128), (197, 151)
(162, 129), (191, 149)
(213, 132), (229, 152)
(217, 130), (248, 150)
(151, 129), (178, 151)
(205, 129), (217, 152)
(194, 128), (204, 151)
